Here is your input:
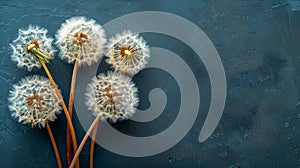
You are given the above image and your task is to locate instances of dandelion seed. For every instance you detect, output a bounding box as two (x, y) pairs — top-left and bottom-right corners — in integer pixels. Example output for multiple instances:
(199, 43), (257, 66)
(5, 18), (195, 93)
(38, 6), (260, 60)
(8, 75), (61, 128)
(10, 25), (55, 71)
(106, 31), (150, 76)
(56, 16), (106, 66)
(85, 71), (139, 123)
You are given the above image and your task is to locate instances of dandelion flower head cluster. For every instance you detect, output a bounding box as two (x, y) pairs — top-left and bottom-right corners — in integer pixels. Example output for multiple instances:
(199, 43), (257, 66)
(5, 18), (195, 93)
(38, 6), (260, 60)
(106, 31), (150, 76)
(10, 25), (55, 71)
(56, 16), (106, 66)
(8, 75), (61, 128)
(85, 71), (139, 123)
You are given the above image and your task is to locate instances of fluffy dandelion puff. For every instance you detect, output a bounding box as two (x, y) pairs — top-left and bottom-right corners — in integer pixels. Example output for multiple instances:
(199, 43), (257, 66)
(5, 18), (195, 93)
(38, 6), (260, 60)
(106, 31), (150, 76)
(85, 71), (139, 123)
(10, 25), (56, 71)
(8, 75), (61, 128)
(56, 16), (106, 66)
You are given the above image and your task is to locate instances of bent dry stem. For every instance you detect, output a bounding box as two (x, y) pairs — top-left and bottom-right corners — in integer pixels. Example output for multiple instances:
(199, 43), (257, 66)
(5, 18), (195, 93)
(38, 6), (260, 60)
(90, 121), (99, 168)
(27, 43), (80, 168)
(67, 61), (79, 166)
(46, 121), (63, 168)
(39, 59), (80, 168)
(70, 115), (101, 168)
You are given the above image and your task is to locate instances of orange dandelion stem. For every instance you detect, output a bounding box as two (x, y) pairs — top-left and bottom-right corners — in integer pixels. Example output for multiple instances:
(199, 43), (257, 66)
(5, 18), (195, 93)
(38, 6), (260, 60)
(90, 120), (99, 168)
(46, 121), (63, 168)
(67, 60), (79, 166)
(69, 115), (101, 168)
(26, 40), (80, 168)
(39, 59), (80, 168)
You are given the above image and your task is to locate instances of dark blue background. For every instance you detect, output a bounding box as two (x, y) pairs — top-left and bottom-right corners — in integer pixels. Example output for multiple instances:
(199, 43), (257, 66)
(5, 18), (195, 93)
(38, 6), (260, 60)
(1, 0), (300, 167)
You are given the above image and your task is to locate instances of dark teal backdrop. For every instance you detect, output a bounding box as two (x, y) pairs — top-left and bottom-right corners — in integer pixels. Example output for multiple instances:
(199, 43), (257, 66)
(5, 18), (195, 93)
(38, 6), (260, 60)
(1, 0), (300, 167)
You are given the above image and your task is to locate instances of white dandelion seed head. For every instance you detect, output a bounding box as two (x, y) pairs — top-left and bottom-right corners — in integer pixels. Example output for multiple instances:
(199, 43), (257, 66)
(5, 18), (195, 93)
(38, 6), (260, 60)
(10, 25), (56, 71)
(56, 16), (107, 66)
(8, 75), (61, 128)
(85, 71), (139, 123)
(106, 31), (150, 76)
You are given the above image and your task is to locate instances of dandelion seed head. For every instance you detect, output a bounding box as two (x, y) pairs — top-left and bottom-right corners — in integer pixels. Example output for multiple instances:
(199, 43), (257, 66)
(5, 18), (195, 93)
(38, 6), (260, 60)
(8, 75), (61, 128)
(106, 31), (150, 76)
(56, 16), (106, 66)
(85, 71), (139, 123)
(10, 25), (55, 71)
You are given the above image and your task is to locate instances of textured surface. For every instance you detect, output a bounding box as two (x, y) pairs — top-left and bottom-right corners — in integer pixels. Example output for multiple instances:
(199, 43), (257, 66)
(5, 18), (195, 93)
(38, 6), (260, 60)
(1, 0), (300, 167)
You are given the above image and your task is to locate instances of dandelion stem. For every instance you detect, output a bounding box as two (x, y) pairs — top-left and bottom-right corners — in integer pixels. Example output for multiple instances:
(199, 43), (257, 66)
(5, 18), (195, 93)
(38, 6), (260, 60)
(90, 121), (99, 168)
(46, 121), (63, 168)
(39, 59), (80, 168)
(69, 115), (101, 168)
(67, 61), (79, 166)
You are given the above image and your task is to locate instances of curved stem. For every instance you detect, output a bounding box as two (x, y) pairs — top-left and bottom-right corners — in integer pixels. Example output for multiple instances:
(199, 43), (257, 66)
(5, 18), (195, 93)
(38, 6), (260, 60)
(39, 60), (80, 168)
(67, 61), (79, 166)
(46, 121), (63, 168)
(90, 121), (99, 168)
(69, 115), (101, 168)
